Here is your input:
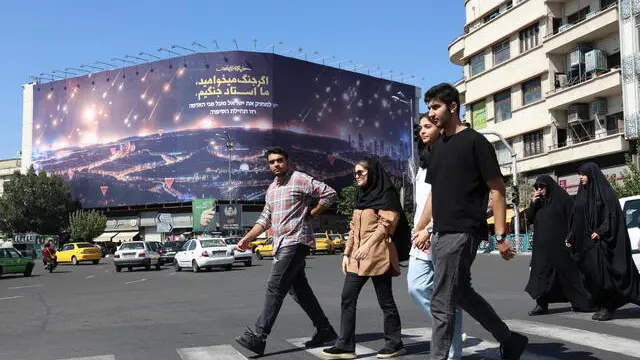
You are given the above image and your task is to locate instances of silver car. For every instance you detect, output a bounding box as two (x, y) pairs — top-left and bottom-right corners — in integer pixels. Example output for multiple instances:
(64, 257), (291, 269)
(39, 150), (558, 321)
(113, 241), (162, 272)
(222, 237), (253, 267)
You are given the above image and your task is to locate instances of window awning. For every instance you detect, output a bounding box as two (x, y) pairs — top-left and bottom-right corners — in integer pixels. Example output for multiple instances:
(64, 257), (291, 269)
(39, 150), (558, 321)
(93, 232), (118, 242)
(111, 231), (139, 243)
(487, 208), (523, 225)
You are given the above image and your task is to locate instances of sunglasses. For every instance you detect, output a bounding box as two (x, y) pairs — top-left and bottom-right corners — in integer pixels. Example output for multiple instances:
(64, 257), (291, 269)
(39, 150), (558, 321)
(354, 170), (368, 178)
(534, 185), (546, 190)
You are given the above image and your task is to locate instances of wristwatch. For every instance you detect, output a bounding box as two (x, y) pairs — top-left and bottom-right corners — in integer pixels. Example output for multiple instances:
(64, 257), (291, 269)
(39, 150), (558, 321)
(495, 234), (505, 243)
(426, 226), (433, 234)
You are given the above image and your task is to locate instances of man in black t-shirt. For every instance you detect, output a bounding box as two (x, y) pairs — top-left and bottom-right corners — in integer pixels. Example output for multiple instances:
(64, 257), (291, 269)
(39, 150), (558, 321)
(412, 83), (528, 360)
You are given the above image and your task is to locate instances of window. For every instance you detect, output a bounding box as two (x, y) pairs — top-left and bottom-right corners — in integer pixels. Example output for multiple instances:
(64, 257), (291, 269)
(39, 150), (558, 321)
(494, 140), (513, 165)
(601, 0), (617, 9)
(570, 121), (595, 143)
(557, 128), (567, 148)
(470, 53), (485, 76)
(470, 101), (487, 129)
(493, 40), (510, 65)
(567, 6), (590, 25)
(522, 77), (541, 105)
(523, 130), (544, 157)
(519, 23), (539, 53)
(484, 8), (501, 23)
(494, 90), (512, 122)
(605, 112), (623, 134)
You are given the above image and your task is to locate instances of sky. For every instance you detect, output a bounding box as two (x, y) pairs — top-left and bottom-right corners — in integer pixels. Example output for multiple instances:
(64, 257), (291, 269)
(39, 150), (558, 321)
(0, 0), (465, 160)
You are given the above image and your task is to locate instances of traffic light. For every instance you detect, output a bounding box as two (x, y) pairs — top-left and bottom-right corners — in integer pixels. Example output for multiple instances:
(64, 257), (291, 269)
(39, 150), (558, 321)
(508, 185), (520, 205)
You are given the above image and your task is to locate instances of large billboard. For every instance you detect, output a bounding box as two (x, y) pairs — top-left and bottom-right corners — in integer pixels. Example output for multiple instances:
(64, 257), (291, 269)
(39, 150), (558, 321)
(30, 51), (416, 208)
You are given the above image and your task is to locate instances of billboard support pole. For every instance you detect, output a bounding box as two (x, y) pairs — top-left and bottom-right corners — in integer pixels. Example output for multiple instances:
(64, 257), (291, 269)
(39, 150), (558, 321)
(391, 92), (414, 210)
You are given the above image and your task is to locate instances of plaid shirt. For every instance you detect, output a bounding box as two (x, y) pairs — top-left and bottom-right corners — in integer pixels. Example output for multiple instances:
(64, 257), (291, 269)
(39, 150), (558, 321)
(256, 171), (337, 254)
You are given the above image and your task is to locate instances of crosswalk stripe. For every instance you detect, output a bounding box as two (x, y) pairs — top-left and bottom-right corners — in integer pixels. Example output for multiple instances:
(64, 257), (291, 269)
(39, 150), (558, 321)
(402, 327), (558, 360)
(505, 319), (640, 358)
(287, 337), (378, 359)
(559, 312), (640, 330)
(56, 356), (115, 360)
(177, 345), (248, 360)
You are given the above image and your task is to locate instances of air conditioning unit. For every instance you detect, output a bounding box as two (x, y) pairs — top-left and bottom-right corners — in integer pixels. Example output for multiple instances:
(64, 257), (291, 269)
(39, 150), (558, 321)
(585, 49), (608, 73)
(569, 45), (593, 67)
(568, 103), (590, 123)
(556, 74), (568, 88)
(590, 98), (608, 117)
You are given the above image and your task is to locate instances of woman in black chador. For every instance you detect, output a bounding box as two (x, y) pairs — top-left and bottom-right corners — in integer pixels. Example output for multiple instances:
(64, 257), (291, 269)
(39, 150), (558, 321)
(525, 175), (593, 316)
(566, 163), (640, 321)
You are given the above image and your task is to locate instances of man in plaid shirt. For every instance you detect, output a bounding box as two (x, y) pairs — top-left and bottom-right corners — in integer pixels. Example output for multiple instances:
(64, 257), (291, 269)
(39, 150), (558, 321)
(233, 147), (338, 355)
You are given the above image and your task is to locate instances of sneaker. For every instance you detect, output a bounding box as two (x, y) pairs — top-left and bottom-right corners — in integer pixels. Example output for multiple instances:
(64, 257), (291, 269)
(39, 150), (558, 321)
(235, 327), (266, 356)
(527, 304), (548, 316)
(322, 346), (356, 359)
(592, 308), (614, 321)
(377, 345), (407, 359)
(499, 332), (528, 360)
(304, 326), (338, 347)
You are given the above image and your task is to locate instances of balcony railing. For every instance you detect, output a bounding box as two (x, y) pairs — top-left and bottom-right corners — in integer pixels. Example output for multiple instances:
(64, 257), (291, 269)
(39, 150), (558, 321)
(547, 126), (623, 151)
(547, 67), (620, 96)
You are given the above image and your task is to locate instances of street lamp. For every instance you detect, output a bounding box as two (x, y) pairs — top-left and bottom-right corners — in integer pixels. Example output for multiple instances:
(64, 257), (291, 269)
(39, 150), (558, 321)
(217, 131), (235, 202)
(391, 91), (415, 210)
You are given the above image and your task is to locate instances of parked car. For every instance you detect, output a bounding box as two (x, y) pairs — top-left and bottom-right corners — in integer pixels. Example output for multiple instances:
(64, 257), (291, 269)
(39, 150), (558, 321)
(113, 241), (162, 272)
(57, 242), (102, 265)
(618, 196), (640, 271)
(0, 247), (34, 277)
(312, 233), (336, 255)
(158, 240), (186, 265)
(173, 238), (234, 272)
(222, 237), (252, 266)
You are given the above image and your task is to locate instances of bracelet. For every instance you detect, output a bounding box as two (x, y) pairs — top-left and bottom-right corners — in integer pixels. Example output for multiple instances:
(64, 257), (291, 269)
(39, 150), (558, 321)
(343, 253), (350, 258)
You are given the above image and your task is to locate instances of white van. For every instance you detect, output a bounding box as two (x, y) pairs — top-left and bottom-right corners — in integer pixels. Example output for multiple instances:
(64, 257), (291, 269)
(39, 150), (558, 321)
(618, 196), (640, 271)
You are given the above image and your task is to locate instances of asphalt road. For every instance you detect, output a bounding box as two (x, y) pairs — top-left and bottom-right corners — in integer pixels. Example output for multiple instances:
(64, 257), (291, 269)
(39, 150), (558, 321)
(0, 253), (638, 360)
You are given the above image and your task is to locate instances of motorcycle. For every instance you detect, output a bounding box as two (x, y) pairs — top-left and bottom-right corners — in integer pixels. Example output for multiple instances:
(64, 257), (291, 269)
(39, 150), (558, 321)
(44, 256), (57, 273)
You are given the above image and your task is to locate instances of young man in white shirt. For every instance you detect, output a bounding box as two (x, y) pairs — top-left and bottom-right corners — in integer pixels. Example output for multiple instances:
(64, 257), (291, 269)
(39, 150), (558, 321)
(408, 114), (463, 360)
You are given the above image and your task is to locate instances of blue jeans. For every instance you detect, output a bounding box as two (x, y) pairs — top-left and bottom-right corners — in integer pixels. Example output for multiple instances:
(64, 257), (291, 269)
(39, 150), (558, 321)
(408, 256), (463, 359)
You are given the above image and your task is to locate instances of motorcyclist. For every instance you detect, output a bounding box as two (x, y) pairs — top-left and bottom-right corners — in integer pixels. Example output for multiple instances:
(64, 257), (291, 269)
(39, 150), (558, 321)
(42, 242), (57, 268)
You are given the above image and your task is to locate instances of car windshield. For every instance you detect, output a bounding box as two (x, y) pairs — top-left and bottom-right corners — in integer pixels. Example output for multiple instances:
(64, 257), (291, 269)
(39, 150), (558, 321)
(225, 238), (241, 245)
(76, 243), (94, 248)
(163, 241), (184, 249)
(200, 239), (225, 248)
(120, 243), (145, 250)
(329, 235), (340, 240)
(623, 199), (640, 228)
(314, 234), (326, 240)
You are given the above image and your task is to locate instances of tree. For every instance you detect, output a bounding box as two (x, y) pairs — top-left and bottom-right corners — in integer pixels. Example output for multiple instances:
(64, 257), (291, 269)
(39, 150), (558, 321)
(609, 143), (640, 198)
(336, 185), (358, 216)
(0, 166), (80, 236)
(69, 209), (108, 242)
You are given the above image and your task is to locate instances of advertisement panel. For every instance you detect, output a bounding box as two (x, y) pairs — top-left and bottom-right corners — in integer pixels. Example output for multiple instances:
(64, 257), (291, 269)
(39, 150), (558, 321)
(31, 51), (415, 208)
(220, 204), (242, 230)
(192, 198), (217, 233)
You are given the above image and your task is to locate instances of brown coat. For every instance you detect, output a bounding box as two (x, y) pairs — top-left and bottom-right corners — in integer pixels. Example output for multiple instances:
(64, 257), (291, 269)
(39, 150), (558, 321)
(345, 209), (401, 277)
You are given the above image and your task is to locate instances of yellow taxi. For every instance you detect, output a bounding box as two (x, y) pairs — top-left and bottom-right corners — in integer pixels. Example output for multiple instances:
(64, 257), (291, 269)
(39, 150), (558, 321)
(312, 233), (336, 255)
(250, 237), (270, 251)
(56, 242), (102, 265)
(254, 238), (273, 260)
(327, 233), (345, 251)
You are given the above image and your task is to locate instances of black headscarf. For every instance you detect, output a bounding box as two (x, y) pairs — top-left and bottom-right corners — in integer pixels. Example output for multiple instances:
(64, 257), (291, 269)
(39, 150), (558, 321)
(355, 157), (411, 262)
(533, 175), (572, 209)
(575, 162), (620, 229)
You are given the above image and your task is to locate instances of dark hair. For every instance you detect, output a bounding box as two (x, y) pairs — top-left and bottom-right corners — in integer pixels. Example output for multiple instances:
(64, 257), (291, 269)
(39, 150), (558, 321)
(264, 147), (289, 159)
(418, 112), (429, 121)
(357, 157), (372, 169)
(424, 83), (460, 118)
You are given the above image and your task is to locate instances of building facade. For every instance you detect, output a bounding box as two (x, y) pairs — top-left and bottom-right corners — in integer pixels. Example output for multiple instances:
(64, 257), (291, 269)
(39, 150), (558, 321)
(449, 0), (629, 194)
(0, 158), (21, 197)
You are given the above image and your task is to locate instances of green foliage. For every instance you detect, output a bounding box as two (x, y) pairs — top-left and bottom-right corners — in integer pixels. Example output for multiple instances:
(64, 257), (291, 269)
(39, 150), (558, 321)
(336, 184), (358, 216)
(0, 166), (80, 236)
(609, 143), (640, 198)
(69, 209), (108, 242)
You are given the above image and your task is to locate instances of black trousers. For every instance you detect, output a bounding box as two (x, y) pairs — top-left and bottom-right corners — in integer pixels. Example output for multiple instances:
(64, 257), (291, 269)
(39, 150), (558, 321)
(334, 271), (402, 351)
(254, 244), (331, 339)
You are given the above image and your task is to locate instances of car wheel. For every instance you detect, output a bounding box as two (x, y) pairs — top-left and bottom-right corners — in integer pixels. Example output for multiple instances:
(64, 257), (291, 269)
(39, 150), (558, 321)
(145, 260), (151, 271)
(93, 259), (100, 265)
(0, 266), (3, 277)
(224, 264), (232, 271)
(192, 260), (200, 273)
(72, 256), (78, 265)
(174, 260), (181, 272)
(24, 264), (34, 277)
(256, 250), (263, 260)
(244, 260), (252, 267)
(115, 266), (122, 273)
(128, 266), (133, 271)
(155, 261), (161, 270)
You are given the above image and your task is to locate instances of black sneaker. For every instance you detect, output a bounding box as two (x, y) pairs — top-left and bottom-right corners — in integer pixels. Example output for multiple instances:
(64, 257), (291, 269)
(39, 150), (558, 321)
(377, 345), (407, 359)
(322, 346), (356, 359)
(500, 332), (528, 360)
(235, 327), (266, 356)
(528, 304), (548, 316)
(592, 308), (614, 321)
(304, 326), (338, 347)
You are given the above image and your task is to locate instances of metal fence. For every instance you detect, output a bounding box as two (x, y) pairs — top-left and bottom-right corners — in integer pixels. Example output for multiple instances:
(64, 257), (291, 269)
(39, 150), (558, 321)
(478, 234), (533, 253)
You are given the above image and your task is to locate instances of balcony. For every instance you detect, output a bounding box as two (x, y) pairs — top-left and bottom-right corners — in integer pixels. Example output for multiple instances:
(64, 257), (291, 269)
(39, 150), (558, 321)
(449, 34), (465, 66)
(544, 4), (619, 54)
(546, 69), (621, 110)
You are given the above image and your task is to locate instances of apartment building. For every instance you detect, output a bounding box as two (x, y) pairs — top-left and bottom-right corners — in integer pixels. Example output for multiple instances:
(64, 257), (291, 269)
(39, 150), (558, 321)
(449, 0), (628, 195)
(0, 158), (21, 197)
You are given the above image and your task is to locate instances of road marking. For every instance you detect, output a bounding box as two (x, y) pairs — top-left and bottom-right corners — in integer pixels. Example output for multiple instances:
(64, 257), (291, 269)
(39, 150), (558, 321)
(169, 272), (176, 276)
(8, 284), (42, 290)
(560, 311), (640, 330)
(125, 278), (147, 284)
(402, 327), (557, 360)
(505, 319), (640, 357)
(288, 337), (377, 359)
(0, 296), (24, 301)
(85, 275), (96, 279)
(177, 345), (248, 360)
(56, 356), (115, 360)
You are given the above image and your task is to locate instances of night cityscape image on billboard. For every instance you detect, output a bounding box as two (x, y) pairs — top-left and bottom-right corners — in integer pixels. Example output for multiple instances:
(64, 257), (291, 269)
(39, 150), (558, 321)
(31, 51), (416, 208)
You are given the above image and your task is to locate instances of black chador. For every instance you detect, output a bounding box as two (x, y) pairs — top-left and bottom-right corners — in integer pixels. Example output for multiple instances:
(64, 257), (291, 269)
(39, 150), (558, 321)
(525, 175), (593, 315)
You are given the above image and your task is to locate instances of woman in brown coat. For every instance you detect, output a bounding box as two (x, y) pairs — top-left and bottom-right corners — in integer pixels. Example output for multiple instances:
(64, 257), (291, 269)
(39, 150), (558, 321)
(322, 157), (410, 359)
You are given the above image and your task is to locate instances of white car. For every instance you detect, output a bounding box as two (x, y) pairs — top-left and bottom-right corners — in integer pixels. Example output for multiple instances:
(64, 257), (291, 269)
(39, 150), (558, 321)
(221, 237), (253, 267)
(618, 196), (640, 271)
(173, 238), (234, 272)
(113, 241), (162, 272)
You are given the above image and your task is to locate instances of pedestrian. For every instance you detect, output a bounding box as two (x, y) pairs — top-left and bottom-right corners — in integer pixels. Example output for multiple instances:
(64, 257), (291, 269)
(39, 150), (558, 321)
(412, 83), (528, 360)
(322, 157), (409, 359)
(212, 147), (338, 356)
(525, 175), (593, 315)
(565, 162), (640, 321)
(408, 113), (463, 360)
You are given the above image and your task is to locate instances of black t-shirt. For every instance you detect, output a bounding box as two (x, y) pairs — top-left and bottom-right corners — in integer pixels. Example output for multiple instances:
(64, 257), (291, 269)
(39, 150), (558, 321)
(426, 128), (502, 237)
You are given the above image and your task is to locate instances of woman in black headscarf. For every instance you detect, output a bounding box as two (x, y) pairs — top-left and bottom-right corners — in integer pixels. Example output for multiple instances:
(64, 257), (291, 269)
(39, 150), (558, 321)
(567, 162), (640, 321)
(525, 175), (593, 316)
(323, 157), (411, 359)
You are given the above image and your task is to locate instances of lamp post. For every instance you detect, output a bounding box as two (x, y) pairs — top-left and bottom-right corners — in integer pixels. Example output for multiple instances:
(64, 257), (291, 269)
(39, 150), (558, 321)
(217, 131), (235, 203)
(391, 92), (415, 210)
